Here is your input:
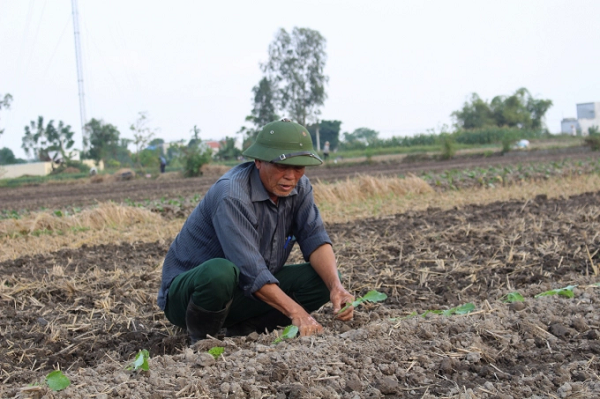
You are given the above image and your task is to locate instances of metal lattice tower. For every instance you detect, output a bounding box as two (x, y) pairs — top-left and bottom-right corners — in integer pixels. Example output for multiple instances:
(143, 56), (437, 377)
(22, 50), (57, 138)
(71, 0), (87, 152)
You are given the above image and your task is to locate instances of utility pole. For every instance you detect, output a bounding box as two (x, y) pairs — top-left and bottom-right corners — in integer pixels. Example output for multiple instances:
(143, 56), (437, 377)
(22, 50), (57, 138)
(71, 0), (87, 153)
(316, 119), (321, 152)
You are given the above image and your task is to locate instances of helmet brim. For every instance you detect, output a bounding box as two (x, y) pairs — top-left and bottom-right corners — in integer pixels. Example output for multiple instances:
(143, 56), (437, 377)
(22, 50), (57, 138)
(243, 144), (323, 166)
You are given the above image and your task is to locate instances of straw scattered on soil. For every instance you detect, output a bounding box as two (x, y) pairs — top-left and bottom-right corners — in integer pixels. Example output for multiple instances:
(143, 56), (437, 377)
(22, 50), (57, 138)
(2, 173), (599, 262)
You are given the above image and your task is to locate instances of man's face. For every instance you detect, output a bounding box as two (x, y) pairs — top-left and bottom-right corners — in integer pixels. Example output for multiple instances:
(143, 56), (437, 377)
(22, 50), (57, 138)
(255, 160), (306, 202)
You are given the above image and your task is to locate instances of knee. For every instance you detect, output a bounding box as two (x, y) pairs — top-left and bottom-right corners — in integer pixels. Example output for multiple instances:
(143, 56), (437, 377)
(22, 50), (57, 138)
(198, 258), (239, 288)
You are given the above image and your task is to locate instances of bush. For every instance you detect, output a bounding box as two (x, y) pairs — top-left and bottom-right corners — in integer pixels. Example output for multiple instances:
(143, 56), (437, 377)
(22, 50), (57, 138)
(106, 159), (121, 169)
(439, 134), (456, 160)
(180, 144), (212, 177)
(584, 126), (600, 151)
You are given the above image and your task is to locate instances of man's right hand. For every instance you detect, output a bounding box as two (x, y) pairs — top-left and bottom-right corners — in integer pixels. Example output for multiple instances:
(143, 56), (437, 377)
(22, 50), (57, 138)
(291, 310), (323, 336)
(255, 283), (323, 337)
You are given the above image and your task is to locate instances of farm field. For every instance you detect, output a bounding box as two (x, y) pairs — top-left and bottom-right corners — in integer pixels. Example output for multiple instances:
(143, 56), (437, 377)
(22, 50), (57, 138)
(0, 145), (598, 213)
(1, 150), (600, 398)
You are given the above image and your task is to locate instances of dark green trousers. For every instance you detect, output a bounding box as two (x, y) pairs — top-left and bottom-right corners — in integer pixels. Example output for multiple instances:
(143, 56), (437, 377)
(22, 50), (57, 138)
(164, 258), (330, 329)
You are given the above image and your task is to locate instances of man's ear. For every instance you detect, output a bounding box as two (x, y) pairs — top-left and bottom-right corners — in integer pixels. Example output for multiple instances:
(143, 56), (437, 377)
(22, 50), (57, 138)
(254, 159), (262, 169)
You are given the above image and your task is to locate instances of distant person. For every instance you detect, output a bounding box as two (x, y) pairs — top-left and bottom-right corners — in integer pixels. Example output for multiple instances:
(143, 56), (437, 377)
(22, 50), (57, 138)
(322, 141), (330, 161)
(160, 156), (167, 173)
(157, 119), (354, 344)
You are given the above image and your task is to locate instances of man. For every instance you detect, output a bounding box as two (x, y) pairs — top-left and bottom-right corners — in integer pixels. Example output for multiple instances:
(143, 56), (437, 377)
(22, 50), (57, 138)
(157, 119), (354, 343)
(322, 141), (330, 161)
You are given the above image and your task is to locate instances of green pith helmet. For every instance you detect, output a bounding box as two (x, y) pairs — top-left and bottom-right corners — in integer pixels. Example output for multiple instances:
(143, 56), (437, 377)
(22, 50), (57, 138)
(242, 119), (323, 166)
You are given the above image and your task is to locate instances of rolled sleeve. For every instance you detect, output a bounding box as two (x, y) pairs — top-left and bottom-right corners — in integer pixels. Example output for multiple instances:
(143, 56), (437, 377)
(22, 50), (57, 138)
(299, 232), (332, 261)
(250, 268), (279, 295)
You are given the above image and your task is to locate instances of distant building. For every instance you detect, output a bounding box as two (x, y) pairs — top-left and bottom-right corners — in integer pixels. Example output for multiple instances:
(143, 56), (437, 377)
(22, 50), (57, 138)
(203, 140), (222, 152)
(560, 102), (600, 135)
(577, 102), (600, 135)
(560, 118), (579, 135)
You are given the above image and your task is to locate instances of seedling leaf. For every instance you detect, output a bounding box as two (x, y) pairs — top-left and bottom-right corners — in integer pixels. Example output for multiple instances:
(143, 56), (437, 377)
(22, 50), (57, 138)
(442, 303), (475, 316)
(46, 370), (70, 391)
(421, 309), (443, 317)
(453, 302), (476, 315)
(338, 290), (388, 314)
(272, 325), (299, 344)
(208, 346), (224, 360)
(534, 285), (577, 299)
(502, 292), (524, 303)
(390, 311), (418, 321)
(127, 349), (150, 371)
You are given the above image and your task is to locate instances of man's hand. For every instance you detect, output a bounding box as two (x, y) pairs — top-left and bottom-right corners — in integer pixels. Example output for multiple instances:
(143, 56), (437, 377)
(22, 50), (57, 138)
(331, 286), (355, 321)
(255, 283), (323, 337)
(290, 310), (323, 336)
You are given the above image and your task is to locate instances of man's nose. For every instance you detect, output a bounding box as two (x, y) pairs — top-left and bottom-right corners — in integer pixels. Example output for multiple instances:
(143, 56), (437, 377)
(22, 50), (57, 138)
(282, 168), (295, 179)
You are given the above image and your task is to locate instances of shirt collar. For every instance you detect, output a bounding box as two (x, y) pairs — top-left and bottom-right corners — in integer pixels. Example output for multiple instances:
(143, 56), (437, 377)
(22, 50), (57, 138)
(250, 164), (299, 203)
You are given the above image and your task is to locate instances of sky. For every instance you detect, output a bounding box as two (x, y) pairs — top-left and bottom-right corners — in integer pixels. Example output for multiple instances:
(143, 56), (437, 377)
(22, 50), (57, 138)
(1, 0), (599, 160)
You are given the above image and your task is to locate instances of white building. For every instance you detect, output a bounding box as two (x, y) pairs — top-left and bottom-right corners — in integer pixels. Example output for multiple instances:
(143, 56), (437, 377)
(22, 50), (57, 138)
(560, 118), (579, 135)
(562, 102), (600, 135)
(577, 102), (600, 135)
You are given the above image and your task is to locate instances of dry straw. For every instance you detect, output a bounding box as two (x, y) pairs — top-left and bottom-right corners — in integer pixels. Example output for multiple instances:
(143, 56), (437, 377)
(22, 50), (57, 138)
(2, 173), (600, 261)
(0, 202), (182, 262)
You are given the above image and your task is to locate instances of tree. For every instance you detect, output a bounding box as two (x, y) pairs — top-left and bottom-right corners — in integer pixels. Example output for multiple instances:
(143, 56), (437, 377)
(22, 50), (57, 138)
(343, 127), (380, 146)
(129, 112), (156, 170)
(262, 27), (328, 126)
(451, 93), (494, 129)
(180, 127), (212, 177)
(188, 125), (202, 147)
(307, 120), (341, 150)
(85, 118), (121, 164)
(216, 136), (242, 161)
(0, 93), (13, 137)
(453, 88), (553, 130)
(22, 116), (75, 163)
(0, 147), (26, 165)
(248, 77), (279, 135)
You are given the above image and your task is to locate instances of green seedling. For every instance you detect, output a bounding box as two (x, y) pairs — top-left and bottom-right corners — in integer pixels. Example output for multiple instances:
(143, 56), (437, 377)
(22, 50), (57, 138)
(535, 285), (577, 299)
(207, 346), (224, 360)
(442, 302), (475, 316)
(420, 309), (444, 317)
(392, 303), (476, 321)
(338, 290), (388, 314)
(46, 370), (70, 391)
(502, 292), (525, 303)
(126, 349), (150, 371)
(272, 325), (299, 344)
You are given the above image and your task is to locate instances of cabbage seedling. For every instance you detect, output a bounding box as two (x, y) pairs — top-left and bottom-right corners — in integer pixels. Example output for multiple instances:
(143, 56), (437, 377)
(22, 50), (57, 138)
(208, 346), (224, 360)
(46, 370), (70, 391)
(535, 285), (577, 299)
(272, 325), (299, 344)
(126, 349), (150, 371)
(502, 292), (524, 303)
(442, 302), (475, 316)
(393, 303), (476, 320)
(338, 290), (388, 314)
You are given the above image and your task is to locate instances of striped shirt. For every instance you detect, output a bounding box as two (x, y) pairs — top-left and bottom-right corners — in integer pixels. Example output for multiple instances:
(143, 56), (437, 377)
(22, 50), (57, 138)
(157, 161), (331, 310)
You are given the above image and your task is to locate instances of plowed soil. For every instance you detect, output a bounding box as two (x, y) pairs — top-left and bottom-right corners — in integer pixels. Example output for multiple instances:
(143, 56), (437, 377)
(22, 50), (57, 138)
(2, 189), (600, 398)
(0, 146), (596, 212)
